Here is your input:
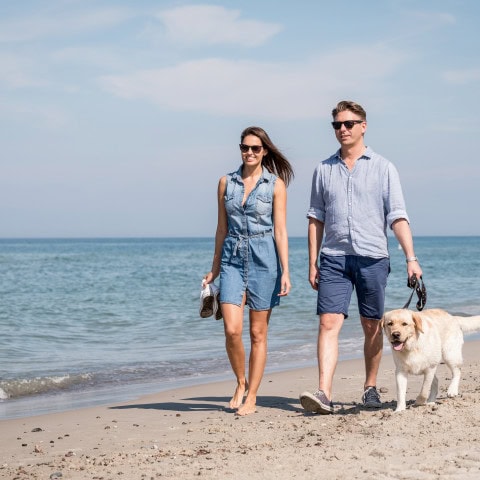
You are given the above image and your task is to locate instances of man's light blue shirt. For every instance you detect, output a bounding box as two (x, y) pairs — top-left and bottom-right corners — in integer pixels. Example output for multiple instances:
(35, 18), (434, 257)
(307, 146), (409, 258)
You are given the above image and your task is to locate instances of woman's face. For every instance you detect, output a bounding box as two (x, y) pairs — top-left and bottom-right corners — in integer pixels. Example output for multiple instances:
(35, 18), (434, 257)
(240, 134), (267, 168)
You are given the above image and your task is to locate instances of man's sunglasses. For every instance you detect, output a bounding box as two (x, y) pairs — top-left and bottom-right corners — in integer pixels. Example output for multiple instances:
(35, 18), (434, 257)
(331, 120), (364, 130)
(239, 144), (263, 153)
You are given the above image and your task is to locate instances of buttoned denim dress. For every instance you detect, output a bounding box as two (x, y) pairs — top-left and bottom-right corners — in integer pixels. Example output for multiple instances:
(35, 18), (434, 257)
(219, 166), (281, 310)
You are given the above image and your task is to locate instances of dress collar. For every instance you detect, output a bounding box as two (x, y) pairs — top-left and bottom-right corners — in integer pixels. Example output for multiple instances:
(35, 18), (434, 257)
(232, 165), (274, 183)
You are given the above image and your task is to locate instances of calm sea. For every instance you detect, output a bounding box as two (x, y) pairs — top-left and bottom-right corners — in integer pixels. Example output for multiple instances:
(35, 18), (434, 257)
(1, 237), (479, 419)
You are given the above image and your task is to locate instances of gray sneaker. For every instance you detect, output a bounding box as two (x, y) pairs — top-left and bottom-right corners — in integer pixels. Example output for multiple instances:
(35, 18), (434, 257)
(299, 390), (334, 414)
(362, 386), (382, 409)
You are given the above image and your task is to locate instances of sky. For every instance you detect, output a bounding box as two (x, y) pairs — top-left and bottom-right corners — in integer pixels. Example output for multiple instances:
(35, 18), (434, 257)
(1, 0), (479, 238)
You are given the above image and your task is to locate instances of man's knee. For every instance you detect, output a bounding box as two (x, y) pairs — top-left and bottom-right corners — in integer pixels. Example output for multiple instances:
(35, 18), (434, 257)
(361, 317), (383, 338)
(319, 313), (344, 332)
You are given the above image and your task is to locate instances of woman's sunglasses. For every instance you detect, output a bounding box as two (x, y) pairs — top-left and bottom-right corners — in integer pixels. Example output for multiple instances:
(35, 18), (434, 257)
(239, 144), (263, 154)
(331, 120), (364, 130)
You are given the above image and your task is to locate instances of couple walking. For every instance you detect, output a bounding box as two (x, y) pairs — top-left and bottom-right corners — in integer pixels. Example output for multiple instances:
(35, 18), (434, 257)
(203, 100), (422, 416)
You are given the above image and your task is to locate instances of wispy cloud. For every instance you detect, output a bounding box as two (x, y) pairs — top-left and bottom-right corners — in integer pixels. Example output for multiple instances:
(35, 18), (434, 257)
(156, 5), (282, 47)
(0, 98), (68, 130)
(407, 10), (456, 28)
(100, 45), (408, 119)
(0, 53), (48, 88)
(443, 68), (480, 85)
(51, 46), (126, 70)
(0, 7), (133, 43)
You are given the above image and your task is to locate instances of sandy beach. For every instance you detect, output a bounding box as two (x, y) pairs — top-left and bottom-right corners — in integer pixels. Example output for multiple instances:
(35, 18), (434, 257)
(1, 341), (480, 480)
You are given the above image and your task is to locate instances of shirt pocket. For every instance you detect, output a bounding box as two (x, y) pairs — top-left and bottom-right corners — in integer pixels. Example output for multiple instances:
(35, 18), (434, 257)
(224, 193), (236, 216)
(255, 193), (272, 215)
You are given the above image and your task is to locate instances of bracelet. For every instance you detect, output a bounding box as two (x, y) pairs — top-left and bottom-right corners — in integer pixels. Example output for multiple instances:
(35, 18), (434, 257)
(406, 256), (418, 263)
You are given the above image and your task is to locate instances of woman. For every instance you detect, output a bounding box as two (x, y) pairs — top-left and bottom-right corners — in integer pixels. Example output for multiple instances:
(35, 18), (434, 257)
(203, 126), (293, 416)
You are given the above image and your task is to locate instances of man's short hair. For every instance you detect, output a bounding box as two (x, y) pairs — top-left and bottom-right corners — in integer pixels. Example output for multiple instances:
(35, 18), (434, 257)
(332, 101), (367, 121)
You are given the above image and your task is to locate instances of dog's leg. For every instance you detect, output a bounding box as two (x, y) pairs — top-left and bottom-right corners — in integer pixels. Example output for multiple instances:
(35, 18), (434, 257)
(447, 365), (461, 397)
(395, 369), (408, 412)
(427, 375), (438, 403)
(415, 367), (437, 406)
(443, 341), (463, 398)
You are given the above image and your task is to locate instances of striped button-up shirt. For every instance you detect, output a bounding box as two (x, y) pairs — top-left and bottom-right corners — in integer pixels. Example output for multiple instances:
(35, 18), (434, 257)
(307, 146), (409, 258)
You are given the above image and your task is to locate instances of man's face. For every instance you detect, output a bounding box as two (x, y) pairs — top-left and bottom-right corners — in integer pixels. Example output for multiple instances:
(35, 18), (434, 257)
(333, 110), (366, 148)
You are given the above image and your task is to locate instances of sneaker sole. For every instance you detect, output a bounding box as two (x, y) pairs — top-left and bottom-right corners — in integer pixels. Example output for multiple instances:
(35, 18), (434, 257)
(299, 392), (334, 414)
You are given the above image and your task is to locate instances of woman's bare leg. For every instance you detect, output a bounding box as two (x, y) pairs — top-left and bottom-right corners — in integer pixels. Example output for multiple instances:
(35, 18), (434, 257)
(222, 298), (248, 409)
(236, 309), (271, 416)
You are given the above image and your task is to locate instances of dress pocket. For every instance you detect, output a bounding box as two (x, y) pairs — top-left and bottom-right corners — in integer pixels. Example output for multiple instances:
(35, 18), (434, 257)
(255, 194), (272, 215)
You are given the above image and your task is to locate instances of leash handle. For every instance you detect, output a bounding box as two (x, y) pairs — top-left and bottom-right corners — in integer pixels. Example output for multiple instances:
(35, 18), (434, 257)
(403, 274), (427, 311)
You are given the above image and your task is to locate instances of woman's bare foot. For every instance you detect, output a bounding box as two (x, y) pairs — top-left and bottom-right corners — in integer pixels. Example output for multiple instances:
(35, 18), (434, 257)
(229, 380), (249, 409)
(235, 397), (256, 416)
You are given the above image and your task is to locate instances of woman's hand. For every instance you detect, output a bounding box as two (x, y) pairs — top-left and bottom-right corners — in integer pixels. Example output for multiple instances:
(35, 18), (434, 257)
(278, 271), (291, 296)
(203, 271), (215, 285)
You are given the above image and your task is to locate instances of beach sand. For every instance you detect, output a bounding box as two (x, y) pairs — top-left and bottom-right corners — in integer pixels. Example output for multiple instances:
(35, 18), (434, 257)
(1, 341), (480, 480)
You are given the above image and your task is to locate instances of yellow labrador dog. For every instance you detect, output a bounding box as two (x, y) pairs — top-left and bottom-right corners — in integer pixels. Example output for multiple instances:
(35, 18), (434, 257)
(382, 308), (480, 412)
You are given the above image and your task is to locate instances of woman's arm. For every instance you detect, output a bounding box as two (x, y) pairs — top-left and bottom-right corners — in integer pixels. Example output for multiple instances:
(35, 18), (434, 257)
(273, 178), (291, 296)
(204, 176), (228, 283)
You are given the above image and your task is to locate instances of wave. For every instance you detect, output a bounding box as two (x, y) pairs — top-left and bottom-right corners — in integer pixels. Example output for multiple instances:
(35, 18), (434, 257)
(0, 373), (92, 400)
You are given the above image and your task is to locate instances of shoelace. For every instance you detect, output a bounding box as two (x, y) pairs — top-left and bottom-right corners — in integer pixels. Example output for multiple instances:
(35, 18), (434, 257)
(402, 273), (427, 311)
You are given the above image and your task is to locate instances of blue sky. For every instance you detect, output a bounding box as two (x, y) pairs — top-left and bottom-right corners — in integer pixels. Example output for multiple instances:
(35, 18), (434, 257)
(1, 0), (479, 237)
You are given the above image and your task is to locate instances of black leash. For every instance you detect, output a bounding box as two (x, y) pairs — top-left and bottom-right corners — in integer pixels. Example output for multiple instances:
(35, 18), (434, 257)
(402, 273), (427, 311)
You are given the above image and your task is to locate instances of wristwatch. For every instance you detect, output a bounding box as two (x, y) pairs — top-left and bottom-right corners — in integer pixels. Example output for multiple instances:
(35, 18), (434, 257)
(406, 256), (418, 263)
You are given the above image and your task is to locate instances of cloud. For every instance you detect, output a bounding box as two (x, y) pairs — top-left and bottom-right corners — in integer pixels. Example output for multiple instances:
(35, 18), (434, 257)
(0, 97), (68, 130)
(407, 10), (456, 28)
(0, 53), (48, 88)
(0, 7), (133, 43)
(156, 5), (282, 47)
(51, 46), (126, 70)
(100, 45), (408, 120)
(443, 68), (480, 85)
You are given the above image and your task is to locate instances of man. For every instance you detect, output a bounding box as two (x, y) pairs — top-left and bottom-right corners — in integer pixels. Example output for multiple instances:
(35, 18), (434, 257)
(299, 100), (422, 414)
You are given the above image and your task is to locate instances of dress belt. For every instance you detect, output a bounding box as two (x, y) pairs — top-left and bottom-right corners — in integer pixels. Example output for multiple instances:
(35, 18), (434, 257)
(228, 230), (273, 256)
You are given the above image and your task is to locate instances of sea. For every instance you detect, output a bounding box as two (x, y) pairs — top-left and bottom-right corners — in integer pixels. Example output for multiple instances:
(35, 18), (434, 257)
(1, 236), (479, 420)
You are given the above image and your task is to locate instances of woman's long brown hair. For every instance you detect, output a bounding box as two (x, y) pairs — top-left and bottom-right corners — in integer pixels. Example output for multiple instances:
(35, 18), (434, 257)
(241, 126), (294, 187)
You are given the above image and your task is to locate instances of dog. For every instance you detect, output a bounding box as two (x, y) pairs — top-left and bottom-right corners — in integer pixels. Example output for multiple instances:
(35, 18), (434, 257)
(382, 308), (480, 412)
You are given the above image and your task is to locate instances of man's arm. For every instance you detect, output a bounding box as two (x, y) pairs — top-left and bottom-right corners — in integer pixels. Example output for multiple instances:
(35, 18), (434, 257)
(392, 219), (423, 280)
(308, 218), (324, 290)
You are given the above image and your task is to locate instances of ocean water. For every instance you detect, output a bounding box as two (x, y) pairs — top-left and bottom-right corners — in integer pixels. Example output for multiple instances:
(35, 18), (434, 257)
(1, 236), (479, 419)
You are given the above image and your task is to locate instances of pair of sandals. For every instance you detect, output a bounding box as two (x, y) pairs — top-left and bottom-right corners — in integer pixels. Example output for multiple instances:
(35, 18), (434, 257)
(199, 281), (222, 320)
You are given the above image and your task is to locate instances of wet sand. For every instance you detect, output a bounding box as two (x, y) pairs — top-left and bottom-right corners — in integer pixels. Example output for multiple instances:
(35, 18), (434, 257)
(1, 341), (480, 479)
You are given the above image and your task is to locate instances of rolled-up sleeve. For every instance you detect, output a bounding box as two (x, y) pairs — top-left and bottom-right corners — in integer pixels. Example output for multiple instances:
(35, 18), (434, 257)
(307, 164), (326, 222)
(384, 162), (409, 228)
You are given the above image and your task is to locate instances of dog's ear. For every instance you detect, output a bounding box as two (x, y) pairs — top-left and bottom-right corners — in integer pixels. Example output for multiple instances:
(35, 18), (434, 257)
(412, 312), (424, 333)
(379, 317), (385, 329)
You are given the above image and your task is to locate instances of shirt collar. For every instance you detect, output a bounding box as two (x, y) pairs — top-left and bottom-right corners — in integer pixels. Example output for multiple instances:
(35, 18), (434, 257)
(334, 146), (373, 162)
(232, 165), (274, 183)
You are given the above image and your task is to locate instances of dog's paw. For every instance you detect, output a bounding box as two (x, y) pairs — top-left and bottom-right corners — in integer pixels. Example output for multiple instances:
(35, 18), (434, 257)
(414, 395), (428, 406)
(446, 389), (459, 398)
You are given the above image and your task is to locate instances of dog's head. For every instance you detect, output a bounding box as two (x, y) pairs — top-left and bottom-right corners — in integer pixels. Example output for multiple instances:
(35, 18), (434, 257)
(381, 309), (423, 352)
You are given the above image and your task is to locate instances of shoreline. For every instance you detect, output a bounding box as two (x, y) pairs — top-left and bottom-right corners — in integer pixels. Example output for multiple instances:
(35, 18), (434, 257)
(3, 333), (480, 422)
(1, 340), (480, 479)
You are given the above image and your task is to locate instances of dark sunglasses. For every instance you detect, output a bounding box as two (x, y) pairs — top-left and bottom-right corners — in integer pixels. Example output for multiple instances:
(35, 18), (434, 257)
(331, 120), (363, 130)
(239, 144), (263, 154)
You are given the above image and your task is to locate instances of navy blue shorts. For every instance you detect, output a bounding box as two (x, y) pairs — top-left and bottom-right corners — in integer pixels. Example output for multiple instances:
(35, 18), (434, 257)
(316, 254), (390, 320)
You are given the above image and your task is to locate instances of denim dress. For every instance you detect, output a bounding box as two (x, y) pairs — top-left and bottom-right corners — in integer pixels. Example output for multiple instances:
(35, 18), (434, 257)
(219, 166), (281, 310)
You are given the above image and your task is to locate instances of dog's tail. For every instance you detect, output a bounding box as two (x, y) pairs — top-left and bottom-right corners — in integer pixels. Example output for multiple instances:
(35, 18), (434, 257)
(454, 315), (480, 333)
